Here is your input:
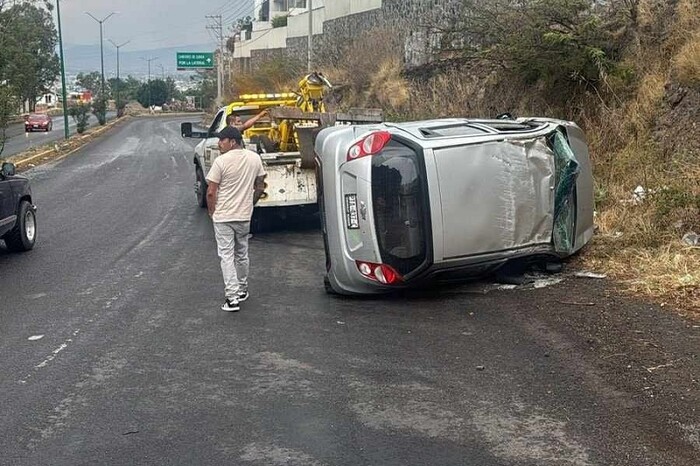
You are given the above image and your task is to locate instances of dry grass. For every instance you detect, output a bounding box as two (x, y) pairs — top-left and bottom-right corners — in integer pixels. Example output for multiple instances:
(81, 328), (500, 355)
(229, 56), (304, 97)
(672, 33), (700, 88)
(581, 239), (700, 318)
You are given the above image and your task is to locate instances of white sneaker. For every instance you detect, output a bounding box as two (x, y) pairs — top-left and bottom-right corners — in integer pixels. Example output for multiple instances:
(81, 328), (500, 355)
(221, 298), (240, 312)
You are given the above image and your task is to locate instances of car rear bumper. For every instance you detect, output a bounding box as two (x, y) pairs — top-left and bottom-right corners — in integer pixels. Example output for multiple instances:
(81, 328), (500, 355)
(326, 239), (563, 295)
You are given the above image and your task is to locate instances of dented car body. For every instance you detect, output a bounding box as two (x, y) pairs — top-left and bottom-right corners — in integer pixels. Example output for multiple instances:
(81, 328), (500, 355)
(315, 118), (594, 295)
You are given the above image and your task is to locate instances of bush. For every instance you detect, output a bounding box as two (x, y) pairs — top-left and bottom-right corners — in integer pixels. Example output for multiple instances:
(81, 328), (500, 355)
(69, 104), (90, 134)
(92, 96), (107, 125)
(271, 15), (288, 28)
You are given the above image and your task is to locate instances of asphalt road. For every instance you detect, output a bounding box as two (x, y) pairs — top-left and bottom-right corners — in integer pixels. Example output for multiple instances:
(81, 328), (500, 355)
(1, 112), (117, 159)
(0, 117), (698, 465)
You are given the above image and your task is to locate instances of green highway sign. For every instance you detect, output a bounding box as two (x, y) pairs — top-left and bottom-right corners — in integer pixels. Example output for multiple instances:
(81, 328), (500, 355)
(176, 52), (214, 70)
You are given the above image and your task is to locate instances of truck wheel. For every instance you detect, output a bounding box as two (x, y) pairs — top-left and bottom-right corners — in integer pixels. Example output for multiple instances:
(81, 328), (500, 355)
(4, 200), (36, 252)
(195, 167), (207, 208)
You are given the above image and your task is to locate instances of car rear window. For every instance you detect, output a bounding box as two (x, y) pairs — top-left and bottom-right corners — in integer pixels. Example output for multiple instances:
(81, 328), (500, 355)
(371, 140), (428, 276)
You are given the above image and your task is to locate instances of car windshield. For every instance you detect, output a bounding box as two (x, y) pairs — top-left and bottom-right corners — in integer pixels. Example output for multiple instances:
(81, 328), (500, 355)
(28, 115), (46, 121)
(371, 140), (428, 276)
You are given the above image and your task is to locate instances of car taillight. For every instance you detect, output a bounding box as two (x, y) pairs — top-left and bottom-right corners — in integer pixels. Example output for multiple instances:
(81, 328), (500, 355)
(346, 130), (391, 162)
(355, 260), (403, 285)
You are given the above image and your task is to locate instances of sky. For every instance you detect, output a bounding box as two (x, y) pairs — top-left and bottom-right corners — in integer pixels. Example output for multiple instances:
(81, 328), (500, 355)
(58, 0), (255, 51)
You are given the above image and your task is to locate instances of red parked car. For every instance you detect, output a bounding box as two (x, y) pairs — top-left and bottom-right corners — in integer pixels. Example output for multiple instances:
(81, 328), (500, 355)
(25, 113), (52, 132)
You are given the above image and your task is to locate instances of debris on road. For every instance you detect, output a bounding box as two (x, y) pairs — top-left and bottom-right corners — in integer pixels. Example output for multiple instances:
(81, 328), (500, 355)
(27, 335), (44, 341)
(558, 301), (596, 306)
(681, 231), (699, 247)
(476, 365), (485, 371)
(574, 271), (607, 279)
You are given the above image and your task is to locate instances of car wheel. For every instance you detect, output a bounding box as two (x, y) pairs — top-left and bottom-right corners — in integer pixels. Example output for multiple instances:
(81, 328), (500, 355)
(324, 275), (339, 295)
(3, 200), (36, 252)
(195, 166), (207, 208)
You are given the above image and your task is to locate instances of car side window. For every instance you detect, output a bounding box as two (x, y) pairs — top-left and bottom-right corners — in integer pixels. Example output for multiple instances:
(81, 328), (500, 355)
(208, 110), (225, 137)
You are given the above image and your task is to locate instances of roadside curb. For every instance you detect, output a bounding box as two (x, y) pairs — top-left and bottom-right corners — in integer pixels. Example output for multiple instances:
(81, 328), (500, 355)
(10, 116), (128, 171)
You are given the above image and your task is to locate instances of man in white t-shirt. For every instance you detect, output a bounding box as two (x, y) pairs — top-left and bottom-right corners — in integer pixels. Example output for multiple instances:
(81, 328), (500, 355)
(206, 126), (266, 312)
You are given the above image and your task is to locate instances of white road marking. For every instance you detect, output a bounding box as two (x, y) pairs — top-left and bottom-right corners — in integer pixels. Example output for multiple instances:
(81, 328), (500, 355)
(36, 343), (69, 368)
(19, 329), (81, 383)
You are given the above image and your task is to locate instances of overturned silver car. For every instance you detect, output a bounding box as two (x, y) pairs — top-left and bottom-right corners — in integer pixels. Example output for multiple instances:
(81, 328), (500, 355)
(315, 117), (594, 295)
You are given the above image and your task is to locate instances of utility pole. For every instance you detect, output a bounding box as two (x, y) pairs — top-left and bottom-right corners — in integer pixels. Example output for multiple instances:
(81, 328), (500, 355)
(141, 57), (158, 108)
(158, 64), (165, 80)
(307, 0), (313, 72)
(206, 14), (224, 106)
(109, 39), (130, 117)
(85, 12), (117, 99)
(55, 0), (69, 139)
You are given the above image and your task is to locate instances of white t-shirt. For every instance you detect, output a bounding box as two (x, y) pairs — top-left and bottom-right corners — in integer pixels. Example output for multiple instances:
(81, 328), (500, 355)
(206, 148), (266, 222)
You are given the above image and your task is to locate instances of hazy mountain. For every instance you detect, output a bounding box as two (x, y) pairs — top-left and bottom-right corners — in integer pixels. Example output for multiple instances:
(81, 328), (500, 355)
(63, 43), (215, 78)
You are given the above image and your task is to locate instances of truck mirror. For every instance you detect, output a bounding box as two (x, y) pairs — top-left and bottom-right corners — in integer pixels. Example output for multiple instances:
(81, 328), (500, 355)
(1, 162), (16, 177)
(181, 122), (193, 138)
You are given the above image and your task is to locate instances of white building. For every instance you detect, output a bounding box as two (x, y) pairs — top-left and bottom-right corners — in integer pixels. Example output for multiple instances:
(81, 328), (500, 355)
(236, 0), (383, 60)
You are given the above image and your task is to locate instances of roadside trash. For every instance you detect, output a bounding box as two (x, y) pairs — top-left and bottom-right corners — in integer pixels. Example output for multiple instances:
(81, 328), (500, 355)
(681, 231), (699, 246)
(495, 284), (518, 290)
(533, 277), (564, 288)
(28, 335), (44, 341)
(632, 185), (646, 205)
(476, 365), (485, 371)
(574, 271), (607, 279)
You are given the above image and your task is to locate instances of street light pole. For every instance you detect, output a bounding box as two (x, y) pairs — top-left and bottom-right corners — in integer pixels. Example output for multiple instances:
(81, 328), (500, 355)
(141, 57), (158, 109)
(85, 12), (116, 99)
(56, 0), (69, 140)
(109, 39), (130, 116)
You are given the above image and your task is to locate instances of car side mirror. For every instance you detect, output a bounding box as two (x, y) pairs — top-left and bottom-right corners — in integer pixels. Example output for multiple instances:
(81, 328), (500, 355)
(1, 162), (16, 177)
(181, 122), (193, 138)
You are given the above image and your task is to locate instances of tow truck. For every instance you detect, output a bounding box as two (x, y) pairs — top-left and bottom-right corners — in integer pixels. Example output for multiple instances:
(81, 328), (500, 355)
(180, 72), (382, 223)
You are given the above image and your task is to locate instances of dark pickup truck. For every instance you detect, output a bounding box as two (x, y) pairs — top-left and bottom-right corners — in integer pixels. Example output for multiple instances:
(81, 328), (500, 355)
(0, 162), (37, 252)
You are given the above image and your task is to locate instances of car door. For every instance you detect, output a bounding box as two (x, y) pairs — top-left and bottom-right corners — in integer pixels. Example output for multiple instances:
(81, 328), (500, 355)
(0, 178), (16, 237)
(202, 110), (225, 173)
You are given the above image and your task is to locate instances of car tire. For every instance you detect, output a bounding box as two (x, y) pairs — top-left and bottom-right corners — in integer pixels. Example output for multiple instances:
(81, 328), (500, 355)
(3, 200), (36, 252)
(195, 166), (207, 208)
(323, 275), (339, 295)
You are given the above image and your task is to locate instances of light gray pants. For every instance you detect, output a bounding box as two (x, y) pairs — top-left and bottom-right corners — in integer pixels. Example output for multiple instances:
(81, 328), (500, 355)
(213, 221), (250, 300)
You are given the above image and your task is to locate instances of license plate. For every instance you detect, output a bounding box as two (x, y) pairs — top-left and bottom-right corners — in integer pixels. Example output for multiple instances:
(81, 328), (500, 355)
(33, 124), (38, 127)
(344, 194), (359, 229)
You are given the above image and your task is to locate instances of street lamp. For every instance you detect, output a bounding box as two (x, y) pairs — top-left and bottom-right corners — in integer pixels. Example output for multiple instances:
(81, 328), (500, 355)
(140, 57), (158, 109)
(55, 0), (69, 139)
(109, 39), (130, 116)
(85, 11), (117, 99)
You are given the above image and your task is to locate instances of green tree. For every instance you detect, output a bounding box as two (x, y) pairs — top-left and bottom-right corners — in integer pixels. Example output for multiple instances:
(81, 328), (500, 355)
(0, 2), (59, 112)
(137, 79), (168, 108)
(92, 96), (107, 125)
(190, 69), (217, 110)
(433, 0), (631, 97)
(76, 71), (104, 96)
(69, 103), (90, 134)
(0, 84), (18, 157)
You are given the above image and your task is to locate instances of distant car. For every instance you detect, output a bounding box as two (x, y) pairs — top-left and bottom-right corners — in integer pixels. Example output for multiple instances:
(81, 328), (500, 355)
(0, 162), (37, 252)
(315, 117), (594, 295)
(25, 113), (52, 132)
